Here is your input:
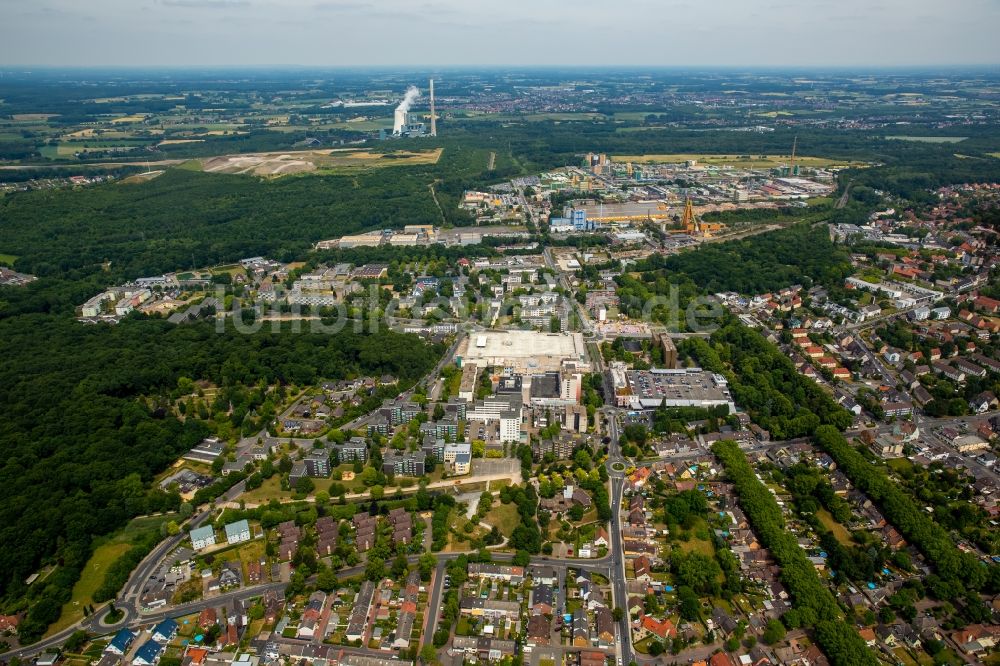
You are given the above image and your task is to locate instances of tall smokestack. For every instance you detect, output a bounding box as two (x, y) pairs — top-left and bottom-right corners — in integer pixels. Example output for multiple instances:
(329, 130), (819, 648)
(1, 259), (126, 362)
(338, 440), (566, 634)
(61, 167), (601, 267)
(429, 78), (437, 137)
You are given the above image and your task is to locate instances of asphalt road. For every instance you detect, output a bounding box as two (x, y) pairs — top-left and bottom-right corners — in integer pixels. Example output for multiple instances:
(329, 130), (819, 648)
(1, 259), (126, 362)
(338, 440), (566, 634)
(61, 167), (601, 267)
(603, 407), (634, 666)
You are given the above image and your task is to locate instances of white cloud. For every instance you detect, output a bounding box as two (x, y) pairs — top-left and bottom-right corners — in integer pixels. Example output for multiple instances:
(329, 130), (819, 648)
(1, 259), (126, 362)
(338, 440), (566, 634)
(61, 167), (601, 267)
(159, 0), (251, 7)
(0, 0), (997, 66)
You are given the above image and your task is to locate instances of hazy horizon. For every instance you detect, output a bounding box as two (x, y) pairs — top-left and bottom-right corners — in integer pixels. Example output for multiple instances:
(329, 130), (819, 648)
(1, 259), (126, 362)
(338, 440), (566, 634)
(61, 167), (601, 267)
(1, 0), (999, 68)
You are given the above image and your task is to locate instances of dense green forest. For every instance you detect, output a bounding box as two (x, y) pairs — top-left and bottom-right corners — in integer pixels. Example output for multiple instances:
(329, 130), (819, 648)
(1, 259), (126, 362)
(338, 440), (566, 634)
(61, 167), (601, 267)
(681, 319), (853, 439)
(0, 169), (441, 279)
(636, 223), (854, 294)
(0, 315), (442, 638)
(713, 440), (878, 666)
(613, 272), (707, 333)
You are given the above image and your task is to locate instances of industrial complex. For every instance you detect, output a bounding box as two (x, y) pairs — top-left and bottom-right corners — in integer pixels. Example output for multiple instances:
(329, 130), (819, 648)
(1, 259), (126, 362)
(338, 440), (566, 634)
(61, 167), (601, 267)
(389, 80), (437, 138)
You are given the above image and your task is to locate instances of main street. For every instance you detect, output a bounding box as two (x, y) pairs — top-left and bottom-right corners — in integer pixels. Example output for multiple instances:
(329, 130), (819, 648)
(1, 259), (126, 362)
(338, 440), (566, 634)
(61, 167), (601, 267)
(602, 405), (634, 666)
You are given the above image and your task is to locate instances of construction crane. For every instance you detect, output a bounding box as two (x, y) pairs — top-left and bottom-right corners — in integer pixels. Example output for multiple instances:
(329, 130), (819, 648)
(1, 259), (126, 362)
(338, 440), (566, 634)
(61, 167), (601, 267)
(789, 135), (798, 176)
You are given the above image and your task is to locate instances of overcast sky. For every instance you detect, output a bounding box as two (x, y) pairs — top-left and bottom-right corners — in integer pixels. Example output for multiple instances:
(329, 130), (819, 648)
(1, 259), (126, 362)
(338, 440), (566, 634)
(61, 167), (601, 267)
(1, 0), (998, 68)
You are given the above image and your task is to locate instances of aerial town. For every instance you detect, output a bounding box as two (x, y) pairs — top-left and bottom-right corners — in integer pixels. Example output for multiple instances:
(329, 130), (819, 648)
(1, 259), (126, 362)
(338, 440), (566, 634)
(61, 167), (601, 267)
(8, 151), (990, 666)
(3, 52), (1000, 666)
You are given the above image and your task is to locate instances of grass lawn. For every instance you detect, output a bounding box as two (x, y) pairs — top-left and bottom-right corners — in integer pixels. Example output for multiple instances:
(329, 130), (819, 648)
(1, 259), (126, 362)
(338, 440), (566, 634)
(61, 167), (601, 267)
(241, 475), (287, 504)
(484, 503), (521, 537)
(674, 518), (715, 557)
(236, 540), (266, 580)
(246, 618), (265, 641)
(455, 617), (474, 636)
(632, 636), (655, 655)
(887, 458), (912, 473)
(0, 253), (18, 265)
(709, 597), (732, 613)
(731, 595), (754, 614)
(121, 514), (179, 539)
(47, 512), (178, 635)
(211, 264), (247, 277)
(816, 508), (853, 546)
(46, 542), (132, 636)
(319, 468), (367, 494)
(891, 647), (919, 666)
(445, 508), (487, 551)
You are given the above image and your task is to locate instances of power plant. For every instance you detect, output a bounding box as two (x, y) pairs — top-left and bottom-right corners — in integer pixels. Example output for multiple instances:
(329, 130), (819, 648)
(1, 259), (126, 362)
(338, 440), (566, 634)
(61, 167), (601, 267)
(390, 79), (437, 138)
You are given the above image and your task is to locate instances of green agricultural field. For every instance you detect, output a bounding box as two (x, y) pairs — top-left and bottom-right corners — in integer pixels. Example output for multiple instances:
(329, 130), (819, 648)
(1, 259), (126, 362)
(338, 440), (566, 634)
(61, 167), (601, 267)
(458, 112), (605, 122)
(328, 119), (394, 131)
(523, 113), (605, 121)
(38, 141), (149, 159)
(615, 126), (667, 133)
(885, 136), (967, 143)
(613, 111), (659, 121)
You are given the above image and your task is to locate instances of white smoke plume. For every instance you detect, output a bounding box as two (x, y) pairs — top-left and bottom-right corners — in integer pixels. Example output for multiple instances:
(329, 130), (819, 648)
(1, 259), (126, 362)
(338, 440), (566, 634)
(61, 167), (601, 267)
(396, 85), (421, 113)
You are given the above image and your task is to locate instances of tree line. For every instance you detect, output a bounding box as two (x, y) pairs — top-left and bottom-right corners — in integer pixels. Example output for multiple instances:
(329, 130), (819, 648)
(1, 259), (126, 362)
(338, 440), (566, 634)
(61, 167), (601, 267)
(637, 223), (854, 295)
(812, 426), (1000, 595)
(680, 319), (854, 439)
(712, 440), (879, 666)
